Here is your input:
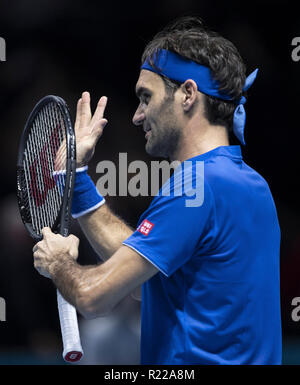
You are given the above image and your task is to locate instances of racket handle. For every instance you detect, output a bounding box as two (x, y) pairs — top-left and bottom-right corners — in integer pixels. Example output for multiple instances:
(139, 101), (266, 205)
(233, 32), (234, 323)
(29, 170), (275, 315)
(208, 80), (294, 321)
(57, 290), (83, 363)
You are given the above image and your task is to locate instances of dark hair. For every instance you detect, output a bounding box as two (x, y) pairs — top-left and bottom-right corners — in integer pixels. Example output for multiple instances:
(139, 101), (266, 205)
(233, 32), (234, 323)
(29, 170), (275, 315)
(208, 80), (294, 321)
(141, 16), (247, 136)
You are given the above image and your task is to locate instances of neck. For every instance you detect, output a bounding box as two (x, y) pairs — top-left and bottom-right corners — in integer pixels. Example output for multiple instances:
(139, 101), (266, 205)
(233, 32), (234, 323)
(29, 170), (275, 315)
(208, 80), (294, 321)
(170, 118), (230, 162)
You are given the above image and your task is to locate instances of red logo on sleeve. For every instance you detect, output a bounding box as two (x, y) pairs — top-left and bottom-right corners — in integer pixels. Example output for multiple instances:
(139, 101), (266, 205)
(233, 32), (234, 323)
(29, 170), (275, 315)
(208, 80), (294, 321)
(137, 219), (154, 236)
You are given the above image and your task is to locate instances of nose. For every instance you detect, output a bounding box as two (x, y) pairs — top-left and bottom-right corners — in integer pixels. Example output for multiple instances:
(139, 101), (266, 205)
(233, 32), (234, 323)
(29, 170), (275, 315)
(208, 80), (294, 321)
(132, 105), (145, 126)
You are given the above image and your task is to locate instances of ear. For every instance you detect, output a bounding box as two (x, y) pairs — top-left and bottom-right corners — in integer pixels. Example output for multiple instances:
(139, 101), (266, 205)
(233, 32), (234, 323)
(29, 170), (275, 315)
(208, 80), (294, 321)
(181, 79), (198, 112)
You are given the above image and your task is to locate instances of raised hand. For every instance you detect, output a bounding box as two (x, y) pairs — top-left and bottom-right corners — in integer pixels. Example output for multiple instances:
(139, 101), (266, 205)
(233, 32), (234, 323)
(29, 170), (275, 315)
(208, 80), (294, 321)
(75, 91), (108, 167)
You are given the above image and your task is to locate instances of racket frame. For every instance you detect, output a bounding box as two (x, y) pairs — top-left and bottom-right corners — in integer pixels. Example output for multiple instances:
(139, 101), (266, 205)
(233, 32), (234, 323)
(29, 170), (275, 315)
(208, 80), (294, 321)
(17, 95), (76, 241)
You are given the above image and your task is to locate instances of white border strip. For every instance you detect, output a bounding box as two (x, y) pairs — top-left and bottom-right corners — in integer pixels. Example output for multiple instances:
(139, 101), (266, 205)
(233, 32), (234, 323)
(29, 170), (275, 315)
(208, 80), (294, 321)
(53, 169), (67, 176)
(53, 166), (88, 176)
(122, 242), (169, 277)
(72, 198), (106, 219)
(76, 166), (88, 173)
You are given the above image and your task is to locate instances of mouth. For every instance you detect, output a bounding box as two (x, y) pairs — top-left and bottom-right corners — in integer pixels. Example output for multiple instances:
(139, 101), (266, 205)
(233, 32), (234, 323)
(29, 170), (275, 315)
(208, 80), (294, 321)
(143, 125), (151, 138)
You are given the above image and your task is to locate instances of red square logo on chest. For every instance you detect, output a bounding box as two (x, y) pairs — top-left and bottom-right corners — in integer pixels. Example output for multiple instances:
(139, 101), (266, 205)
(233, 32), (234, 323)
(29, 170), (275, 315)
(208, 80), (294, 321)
(138, 219), (154, 236)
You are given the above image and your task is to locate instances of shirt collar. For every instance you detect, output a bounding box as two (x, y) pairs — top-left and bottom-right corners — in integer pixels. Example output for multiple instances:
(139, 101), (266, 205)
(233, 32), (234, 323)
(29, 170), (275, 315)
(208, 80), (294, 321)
(187, 145), (242, 162)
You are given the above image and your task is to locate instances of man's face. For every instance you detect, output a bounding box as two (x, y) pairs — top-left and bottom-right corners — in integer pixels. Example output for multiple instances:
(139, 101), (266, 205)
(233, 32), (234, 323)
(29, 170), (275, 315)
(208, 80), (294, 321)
(132, 70), (182, 159)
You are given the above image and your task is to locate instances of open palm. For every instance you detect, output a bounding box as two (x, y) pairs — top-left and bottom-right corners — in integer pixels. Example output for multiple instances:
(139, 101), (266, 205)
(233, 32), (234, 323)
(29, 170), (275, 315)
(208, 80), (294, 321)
(74, 91), (108, 167)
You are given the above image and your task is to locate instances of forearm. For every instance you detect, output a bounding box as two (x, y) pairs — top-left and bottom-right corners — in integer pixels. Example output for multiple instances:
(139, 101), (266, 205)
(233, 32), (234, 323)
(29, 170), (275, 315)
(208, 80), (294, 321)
(78, 204), (142, 301)
(71, 169), (139, 298)
(78, 203), (134, 261)
(51, 259), (84, 309)
(50, 245), (149, 318)
(50, 259), (109, 318)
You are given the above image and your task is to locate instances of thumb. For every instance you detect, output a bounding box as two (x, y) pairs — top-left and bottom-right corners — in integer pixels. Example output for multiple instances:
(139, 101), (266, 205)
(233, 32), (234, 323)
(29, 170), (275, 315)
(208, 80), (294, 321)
(41, 227), (53, 240)
(41, 227), (53, 235)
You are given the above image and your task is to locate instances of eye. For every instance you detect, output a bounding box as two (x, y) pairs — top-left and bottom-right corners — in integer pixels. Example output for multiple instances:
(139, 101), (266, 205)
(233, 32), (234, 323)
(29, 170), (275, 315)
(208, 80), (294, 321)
(141, 93), (151, 105)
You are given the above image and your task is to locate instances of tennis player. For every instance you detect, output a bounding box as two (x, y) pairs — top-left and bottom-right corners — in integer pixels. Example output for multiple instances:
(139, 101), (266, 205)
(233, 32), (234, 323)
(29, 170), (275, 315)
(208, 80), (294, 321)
(33, 17), (282, 364)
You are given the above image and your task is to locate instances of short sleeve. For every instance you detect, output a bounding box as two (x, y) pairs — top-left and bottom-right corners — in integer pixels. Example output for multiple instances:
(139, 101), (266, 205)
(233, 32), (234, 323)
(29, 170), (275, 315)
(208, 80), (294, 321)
(123, 161), (215, 277)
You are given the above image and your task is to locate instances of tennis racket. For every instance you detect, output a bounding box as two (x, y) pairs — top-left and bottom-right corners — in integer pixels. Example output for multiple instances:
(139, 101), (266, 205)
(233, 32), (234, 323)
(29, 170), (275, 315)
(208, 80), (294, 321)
(17, 95), (83, 363)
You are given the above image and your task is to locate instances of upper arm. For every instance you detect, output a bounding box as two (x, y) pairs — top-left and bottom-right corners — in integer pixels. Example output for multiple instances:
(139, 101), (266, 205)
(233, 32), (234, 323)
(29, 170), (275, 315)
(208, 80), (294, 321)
(77, 245), (158, 318)
(123, 181), (214, 277)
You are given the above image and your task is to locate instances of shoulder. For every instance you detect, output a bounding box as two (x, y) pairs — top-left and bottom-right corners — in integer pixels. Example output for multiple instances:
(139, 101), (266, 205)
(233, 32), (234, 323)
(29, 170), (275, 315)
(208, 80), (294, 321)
(148, 159), (215, 210)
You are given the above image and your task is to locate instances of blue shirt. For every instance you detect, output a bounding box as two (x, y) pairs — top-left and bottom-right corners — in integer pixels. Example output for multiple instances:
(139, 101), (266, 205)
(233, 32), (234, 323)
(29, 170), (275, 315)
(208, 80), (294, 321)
(123, 146), (282, 364)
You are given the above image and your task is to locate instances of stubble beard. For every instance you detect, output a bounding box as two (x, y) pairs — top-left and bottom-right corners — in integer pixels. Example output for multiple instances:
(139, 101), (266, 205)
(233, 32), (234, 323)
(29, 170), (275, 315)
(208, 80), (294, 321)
(145, 98), (182, 159)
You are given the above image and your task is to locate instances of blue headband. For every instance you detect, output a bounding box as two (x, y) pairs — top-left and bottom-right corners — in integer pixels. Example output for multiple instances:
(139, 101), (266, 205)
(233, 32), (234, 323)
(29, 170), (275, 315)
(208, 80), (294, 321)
(141, 49), (258, 145)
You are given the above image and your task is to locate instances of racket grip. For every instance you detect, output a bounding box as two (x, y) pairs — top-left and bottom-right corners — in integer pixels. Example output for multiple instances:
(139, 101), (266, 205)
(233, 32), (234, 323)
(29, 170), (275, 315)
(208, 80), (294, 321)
(57, 290), (83, 363)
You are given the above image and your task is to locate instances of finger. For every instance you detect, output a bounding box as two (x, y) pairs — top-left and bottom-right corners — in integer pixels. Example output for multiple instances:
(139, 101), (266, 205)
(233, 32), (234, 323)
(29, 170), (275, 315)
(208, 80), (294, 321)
(34, 257), (39, 270)
(91, 96), (107, 120)
(79, 91), (92, 129)
(74, 98), (82, 132)
(54, 139), (67, 171)
(90, 119), (108, 143)
(41, 227), (53, 237)
(33, 250), (40, 259)
(68, 234), (79, 245)
(90, 96), (108, 127)
(33, 240), (44, 252)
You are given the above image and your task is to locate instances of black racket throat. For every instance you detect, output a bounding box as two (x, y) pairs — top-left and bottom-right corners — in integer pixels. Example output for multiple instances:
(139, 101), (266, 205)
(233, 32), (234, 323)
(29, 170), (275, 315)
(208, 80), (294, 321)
(17, 95), (76, 241)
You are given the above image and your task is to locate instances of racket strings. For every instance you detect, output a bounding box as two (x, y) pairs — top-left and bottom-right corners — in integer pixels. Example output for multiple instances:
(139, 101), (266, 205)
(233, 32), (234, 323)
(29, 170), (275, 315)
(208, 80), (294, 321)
(22, 103), (68, 235)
